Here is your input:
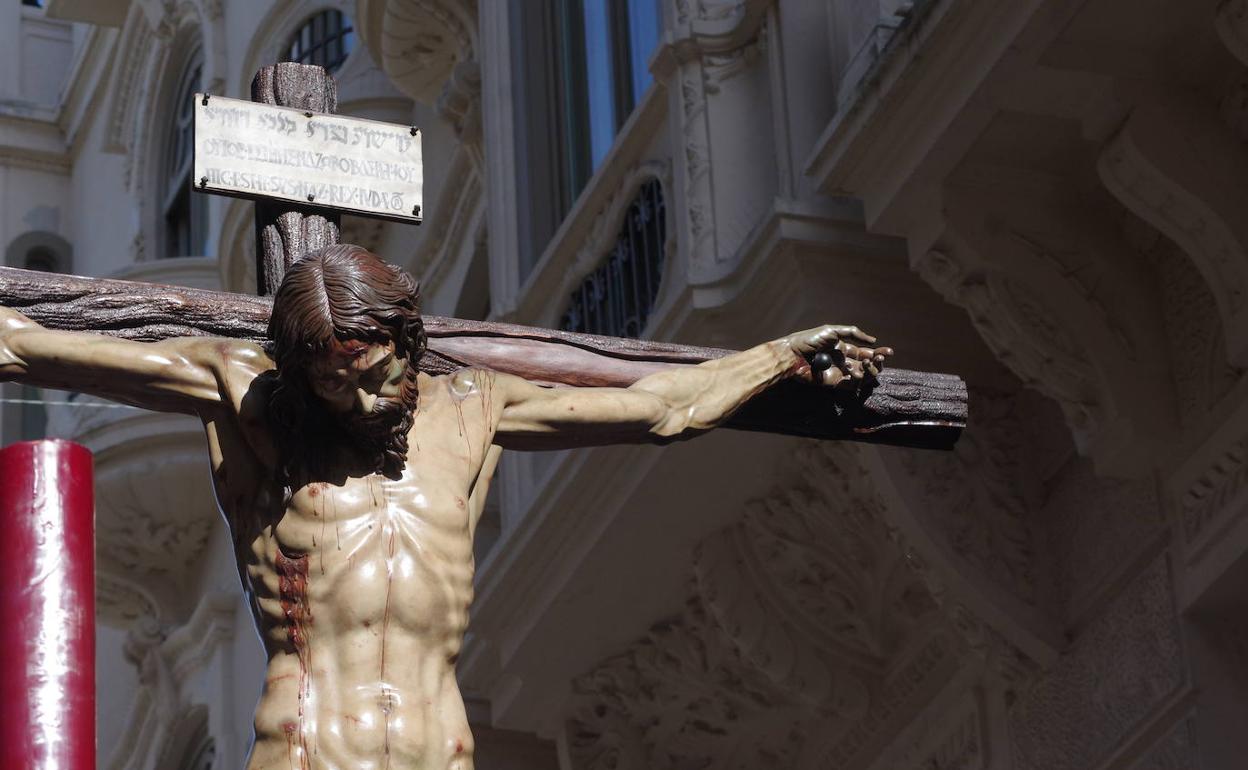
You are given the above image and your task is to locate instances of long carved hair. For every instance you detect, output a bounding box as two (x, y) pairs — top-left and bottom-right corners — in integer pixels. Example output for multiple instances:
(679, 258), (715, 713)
(266, 244), (426, 483)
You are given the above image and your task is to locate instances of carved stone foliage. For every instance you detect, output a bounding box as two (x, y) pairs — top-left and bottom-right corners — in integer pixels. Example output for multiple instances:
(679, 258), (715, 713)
(896, 391), (1038, 608)
(98, 571), (163, 627)
(567, 441), (955, 770)
(1009, 558), (1185, 770)
(921, 187), (1175, 476)
(568, 598), (808, 770)
(916, 249), (1096, 445)
(95, 450), (215, 583)
(661, 0), (770, 282)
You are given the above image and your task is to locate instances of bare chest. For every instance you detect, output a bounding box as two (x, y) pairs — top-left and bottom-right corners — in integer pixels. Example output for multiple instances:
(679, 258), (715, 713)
(277, 468), (472, 560)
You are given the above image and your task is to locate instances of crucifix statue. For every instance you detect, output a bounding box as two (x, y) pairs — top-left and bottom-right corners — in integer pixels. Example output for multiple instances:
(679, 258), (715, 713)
(0, 64), (965, 770)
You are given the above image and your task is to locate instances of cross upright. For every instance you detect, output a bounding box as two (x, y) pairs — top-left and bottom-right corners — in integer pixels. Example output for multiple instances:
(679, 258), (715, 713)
(0, 60), (966, 770)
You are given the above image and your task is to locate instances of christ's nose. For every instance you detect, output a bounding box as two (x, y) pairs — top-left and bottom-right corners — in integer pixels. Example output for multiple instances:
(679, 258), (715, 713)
(353, 388), (378, 415)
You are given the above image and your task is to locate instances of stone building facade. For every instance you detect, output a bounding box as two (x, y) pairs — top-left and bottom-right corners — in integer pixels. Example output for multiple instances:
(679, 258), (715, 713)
(1, 0), (1244, 768)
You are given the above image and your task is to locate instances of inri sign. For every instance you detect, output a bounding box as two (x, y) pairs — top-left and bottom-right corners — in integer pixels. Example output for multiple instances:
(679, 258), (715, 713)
(193, 93), (424, 224)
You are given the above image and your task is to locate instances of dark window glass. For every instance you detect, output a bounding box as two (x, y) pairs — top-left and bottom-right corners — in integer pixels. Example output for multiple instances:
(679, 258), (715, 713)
(286, 10), (355, 74)
(511, 1), (661, 284)
(560, 178), (665, 338)
(555, 0), (661, 194)
(163, 55), (207, 259)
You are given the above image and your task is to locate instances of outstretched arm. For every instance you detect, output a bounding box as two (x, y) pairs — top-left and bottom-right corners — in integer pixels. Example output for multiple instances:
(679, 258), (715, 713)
(0, 306), (254, 416)
(493, 325), (891, 450)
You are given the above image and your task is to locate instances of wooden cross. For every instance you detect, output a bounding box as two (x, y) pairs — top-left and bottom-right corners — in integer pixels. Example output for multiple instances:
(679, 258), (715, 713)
(0, 63), (966, 450)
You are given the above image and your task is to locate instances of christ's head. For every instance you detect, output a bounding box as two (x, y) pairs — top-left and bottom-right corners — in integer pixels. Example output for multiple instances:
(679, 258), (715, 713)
(266, 244), (425, 482)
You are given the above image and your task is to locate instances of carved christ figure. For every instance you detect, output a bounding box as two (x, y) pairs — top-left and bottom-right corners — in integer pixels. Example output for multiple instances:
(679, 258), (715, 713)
(0, 245), (891, 770)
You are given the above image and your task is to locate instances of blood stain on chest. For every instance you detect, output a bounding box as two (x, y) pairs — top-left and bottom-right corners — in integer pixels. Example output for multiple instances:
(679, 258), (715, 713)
(276, 549), (314, 770)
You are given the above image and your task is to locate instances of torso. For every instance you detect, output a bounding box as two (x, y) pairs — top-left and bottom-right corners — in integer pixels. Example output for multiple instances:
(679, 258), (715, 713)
(203, 351), (500, 770)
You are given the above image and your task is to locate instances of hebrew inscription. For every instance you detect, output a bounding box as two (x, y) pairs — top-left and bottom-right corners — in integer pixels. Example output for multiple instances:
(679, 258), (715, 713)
(193, 93), (423, 222)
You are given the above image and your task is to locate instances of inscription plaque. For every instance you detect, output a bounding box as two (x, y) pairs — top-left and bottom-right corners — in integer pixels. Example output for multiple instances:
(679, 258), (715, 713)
(193, 93), (423, 223)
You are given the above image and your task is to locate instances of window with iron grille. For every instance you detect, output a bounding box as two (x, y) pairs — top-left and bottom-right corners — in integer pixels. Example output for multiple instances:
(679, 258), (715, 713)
(560, 179), (666, 338)
(286, 9), (354, 73)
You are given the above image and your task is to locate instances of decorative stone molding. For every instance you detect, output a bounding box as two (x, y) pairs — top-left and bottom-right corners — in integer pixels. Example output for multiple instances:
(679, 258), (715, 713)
(1179, 434), (1248, 554)
(411, 148), (483, 291)
(103, 592), (237, 770)
(98, 571), (164, 627)
(436, 60), (482, 150)
(1122, 214), (1241, 424)
(358, 0), (476, 105)
(896, 391), (1038, 607)
(916, 245), (1100, 443)
(919, 187), (1175, 477)
(863, 384), (1068, 696)
(106, 0), (228, 263)
(672, 0), (771, 50)
(93, 443), (216, 597)
(567, 440), (957, 770)
(651, 0), (771, 283)
(1098, 94), (1248, 367)
(104, 5), (155, 156)
(568, 597), (808, 770)
(899, 703), (985, 770)
(1008, 558), (1185, 770)
(1128, 718), (1199, 770)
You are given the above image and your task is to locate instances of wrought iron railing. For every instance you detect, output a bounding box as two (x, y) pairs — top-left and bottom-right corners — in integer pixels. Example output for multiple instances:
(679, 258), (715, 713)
(560, 178), (666, 338)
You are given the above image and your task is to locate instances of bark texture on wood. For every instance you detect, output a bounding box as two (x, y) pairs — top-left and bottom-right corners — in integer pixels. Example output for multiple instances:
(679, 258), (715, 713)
(250, 63), (341, 295)
(0, 266), (967, 449)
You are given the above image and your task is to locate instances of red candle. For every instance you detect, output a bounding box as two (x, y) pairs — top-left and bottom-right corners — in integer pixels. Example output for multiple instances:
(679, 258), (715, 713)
(0, 439), (94, 770)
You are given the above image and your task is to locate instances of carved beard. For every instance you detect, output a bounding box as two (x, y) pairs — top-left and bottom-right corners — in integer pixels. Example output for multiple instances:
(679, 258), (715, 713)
(331, 362), (420, 479)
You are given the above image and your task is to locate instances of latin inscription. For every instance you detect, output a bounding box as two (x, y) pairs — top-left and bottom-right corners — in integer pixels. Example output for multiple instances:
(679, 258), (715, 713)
(193, 94), (423, 222)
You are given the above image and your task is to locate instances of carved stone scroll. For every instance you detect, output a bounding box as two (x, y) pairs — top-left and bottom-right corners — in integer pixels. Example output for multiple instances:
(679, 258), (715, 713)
(0, 264), (967, 448)
(1098, 92), (1248, 366)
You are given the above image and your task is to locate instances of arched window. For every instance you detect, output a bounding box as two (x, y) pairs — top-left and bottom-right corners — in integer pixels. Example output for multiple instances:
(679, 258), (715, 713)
(163, 53), (207, 259)
(285, 10), (354, 73)
(560, 179), (666, 338)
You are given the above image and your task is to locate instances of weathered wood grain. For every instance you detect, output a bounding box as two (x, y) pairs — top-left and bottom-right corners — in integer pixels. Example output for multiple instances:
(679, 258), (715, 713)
(0, 265), (966, 449)
(249, 62), (341, 295)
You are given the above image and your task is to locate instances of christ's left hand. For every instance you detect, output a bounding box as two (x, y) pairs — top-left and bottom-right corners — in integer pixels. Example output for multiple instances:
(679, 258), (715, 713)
(783, 325), (893, 391)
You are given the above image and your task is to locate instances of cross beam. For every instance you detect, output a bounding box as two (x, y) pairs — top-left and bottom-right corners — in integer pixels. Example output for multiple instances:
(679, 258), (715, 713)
(0, 265), (966, 449)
